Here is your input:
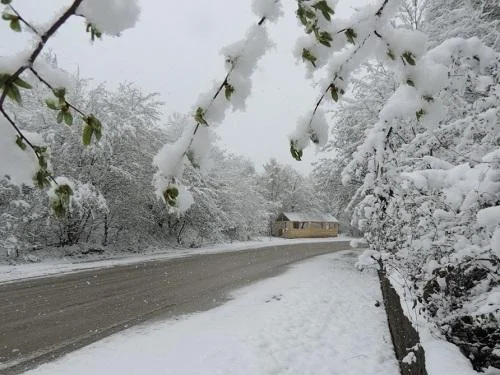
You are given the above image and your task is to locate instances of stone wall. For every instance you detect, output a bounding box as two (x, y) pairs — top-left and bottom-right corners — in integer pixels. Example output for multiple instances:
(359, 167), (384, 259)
(378, 269), (428, 375)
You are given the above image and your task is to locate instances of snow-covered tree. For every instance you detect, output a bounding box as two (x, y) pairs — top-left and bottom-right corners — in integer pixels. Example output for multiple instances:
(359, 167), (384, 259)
(259, 158), (322, 216)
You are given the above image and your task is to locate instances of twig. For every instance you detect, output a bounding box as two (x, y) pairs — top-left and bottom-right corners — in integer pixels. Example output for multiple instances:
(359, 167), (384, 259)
(29, 67), (86, 117)
(7, 4), (39, 35)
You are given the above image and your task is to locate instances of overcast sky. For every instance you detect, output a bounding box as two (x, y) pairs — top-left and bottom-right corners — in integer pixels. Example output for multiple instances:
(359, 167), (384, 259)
(1, 0), (369, 174)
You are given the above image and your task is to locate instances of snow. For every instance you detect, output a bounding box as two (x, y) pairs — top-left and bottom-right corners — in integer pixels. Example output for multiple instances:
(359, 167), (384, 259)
(477, 206), (500, 231)
(24, 250), (399, 375)
(0, 119), (39, 186)
(290, 108), (329, 150)
(421, 330), (478, 375)
(251, 0), (283, 22)
(388, 272), (486, 375)
(0, 51), (30, 75)
(77, 0), (140, 35)
(32, 60), (74, 91)
(0, 236), (353, 284)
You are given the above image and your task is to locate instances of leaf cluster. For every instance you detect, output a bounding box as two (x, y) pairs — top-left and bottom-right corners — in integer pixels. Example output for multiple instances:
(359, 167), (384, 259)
(296, 0), (334, 47)
(51, 183), (73, 218)
(82, 115), (102, 145)
(0, 74), (32, 104)
(290, 140), (303, 161)
(194, 107), (208, 125)
(163, 184), (179, 207)
(46, 87), (73, 126)
(2, 10), (21, 32)
(86, 22), (102, 41)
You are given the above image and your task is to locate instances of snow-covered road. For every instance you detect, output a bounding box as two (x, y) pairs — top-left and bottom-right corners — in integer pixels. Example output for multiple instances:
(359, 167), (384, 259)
(25, 250), (398, 375)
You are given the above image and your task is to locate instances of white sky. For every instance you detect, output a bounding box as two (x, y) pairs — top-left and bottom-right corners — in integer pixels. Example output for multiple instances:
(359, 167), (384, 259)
(0, 0), (369, 174)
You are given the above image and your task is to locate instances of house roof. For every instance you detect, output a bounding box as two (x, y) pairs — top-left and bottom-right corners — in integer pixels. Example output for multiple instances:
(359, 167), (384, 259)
(280, 212), (339, 223)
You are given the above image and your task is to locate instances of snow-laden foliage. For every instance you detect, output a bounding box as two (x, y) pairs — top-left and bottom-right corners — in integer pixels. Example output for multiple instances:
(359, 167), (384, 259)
(297, 0), (500, 370)
(259, 158), (323, 218)
(152, 0), (283, 214)
(77, 0), (140, 35)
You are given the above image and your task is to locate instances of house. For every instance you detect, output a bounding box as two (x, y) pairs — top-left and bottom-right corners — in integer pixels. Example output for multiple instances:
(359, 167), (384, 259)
(271, 212), (339, 238)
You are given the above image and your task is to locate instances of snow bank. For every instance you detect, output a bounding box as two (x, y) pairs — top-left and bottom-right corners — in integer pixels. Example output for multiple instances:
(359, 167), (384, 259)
(0, 237), (353, 283)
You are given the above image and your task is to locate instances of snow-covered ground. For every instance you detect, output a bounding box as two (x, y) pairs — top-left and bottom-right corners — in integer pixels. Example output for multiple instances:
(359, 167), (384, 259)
(0, 236), (352, 284)
(24, 250), (398, 375)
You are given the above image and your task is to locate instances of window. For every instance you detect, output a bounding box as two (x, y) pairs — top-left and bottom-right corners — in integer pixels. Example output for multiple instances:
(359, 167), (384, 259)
(293, 222), (300, 229)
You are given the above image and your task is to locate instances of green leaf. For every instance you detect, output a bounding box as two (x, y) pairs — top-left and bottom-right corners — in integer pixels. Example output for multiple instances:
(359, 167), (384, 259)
(317, 31), (332, 47)
(45, 98), (60, 110)
(52, 87), (66, 99)
(5, 84), (22, 104)
(15, 135), (26, 150)
(52, 199), (65, 218)
(0, 73), (9, 87)
(312, 0), (335, 21)
(82, 124), (93, 146)
(387, 49), (396, 61)
(56, 110), (63, 124)
(33, 145), (47, 154)
(86, 22), (102, 41)
(330, 85), (339, 102)
(2, 13), (15, 21)
(416, 109), (425, 121)
(345, 28), (357, 44)
(402, 51), (416, 66)
(1, 0), (13, 4)
(63, 111), (73, 126)
(301, 48), (317, 67)
(33, 145), (48, 169)
(51, 184), (73, 218)
(290, 140), (303, 161)
(83, 114), (102, 142)
(9, 18), (21, 32)
(194, 107), (208, 125)
(13, 76), (32, 89)
(163, 185), (179, 206)
(423, 95), (434, 103)
(406, 79), (415, 87)
(296, 2), (316, 27)
(224, 83), (234, 101)
(34, 168), (51, 189)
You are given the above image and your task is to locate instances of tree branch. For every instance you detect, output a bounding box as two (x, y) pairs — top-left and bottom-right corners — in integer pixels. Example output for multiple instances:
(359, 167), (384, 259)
(7, 4), (39, 35)
(0, 0), (84, 185)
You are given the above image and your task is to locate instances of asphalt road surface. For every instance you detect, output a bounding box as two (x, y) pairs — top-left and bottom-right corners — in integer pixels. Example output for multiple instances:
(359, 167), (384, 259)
(0, 240), (352, 374)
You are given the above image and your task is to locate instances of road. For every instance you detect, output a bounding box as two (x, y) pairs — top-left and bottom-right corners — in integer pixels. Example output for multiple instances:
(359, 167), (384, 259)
(0, 240), (352, 374)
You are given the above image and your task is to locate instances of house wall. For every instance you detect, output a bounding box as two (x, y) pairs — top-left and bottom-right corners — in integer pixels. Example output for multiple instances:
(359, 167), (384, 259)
(272, 221), (338, 238)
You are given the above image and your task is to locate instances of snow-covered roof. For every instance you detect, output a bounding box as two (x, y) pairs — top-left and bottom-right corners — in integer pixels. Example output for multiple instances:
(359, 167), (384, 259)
(280, 212), (339, 223)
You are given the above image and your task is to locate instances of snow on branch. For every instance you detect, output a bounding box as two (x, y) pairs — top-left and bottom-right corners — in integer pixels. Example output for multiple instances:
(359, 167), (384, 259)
(289, 0), (400, 161)
(152, 0), (283, 214)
